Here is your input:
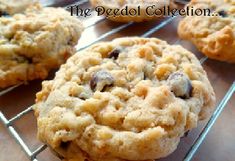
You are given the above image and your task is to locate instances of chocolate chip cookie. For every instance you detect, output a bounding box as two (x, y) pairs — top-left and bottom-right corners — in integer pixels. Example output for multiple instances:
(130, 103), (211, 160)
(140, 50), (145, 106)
(35, 37), (215, 161)
(0, 4), (84, 88)
(90, 0), (177, 22)
(0, 0), (33, 15)
(178, 0), (235, 63)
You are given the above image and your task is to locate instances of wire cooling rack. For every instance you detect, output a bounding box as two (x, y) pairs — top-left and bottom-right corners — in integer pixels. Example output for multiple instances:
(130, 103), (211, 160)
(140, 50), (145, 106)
(0, 0), (234, 161)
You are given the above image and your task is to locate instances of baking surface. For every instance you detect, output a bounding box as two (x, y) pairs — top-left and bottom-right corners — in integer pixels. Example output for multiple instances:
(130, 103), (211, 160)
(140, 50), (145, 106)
(0, 1), (234, 161)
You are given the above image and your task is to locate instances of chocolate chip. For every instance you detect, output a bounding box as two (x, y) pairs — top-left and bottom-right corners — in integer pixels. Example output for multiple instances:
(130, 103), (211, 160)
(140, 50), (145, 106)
(18, 55), (33, 63)
(218, 10), (228, 17)
(90, 70), (114, 91)
(24, 57), (33, 64)
(143, 73), (147, 80)
(0, 11), (10, 17)
(167, 72), (193, 99)
(60, 141), (70, 149)
(108, 49), (120, 59)
(184, 131), (190, 137)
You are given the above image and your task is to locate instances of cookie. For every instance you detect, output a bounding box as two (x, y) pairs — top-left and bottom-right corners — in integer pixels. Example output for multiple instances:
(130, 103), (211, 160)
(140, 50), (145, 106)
(90, 0), (177, 22)
(34, 37), (216, 161)
(0, 0), (33, 15)
(178, 0), (235, 63)
(0, 4), (84, 88)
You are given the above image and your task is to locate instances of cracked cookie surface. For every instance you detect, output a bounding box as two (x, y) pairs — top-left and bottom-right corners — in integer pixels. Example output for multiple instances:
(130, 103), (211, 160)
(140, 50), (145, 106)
(0, 0), (33, 15)
(178, 0), (235, 63)
(89, 0), (176, 22)
(0, 4), (84, 88)
(35, 37), (215, 161)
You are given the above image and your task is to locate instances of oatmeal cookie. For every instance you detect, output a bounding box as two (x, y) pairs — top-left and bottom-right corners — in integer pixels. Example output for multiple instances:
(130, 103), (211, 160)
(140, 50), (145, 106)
(0, 4), (84, 88)
(178, 0), (235, 63)
(0, 0), (33, 15)
(35, 37), (215, 161)
(90, 0), (177, 22)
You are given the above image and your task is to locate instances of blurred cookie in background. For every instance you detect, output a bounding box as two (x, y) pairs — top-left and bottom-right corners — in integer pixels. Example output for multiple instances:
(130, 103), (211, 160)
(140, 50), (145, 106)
(0, 0), (34, 16)
(0, 4), (84, 88)
(178, 0), (235, 63)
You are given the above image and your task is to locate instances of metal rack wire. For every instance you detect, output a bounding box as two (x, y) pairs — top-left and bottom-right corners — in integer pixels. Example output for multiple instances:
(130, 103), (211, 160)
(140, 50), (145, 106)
(0, 1), (234, 161)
